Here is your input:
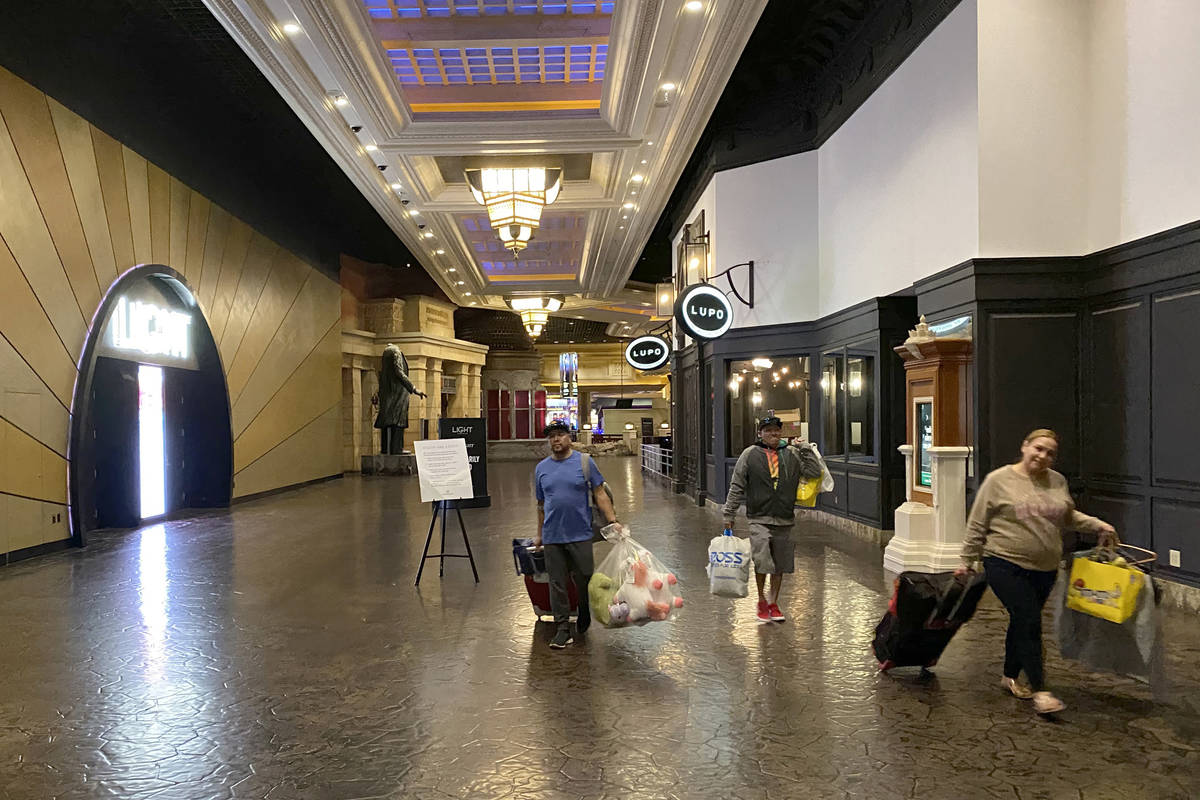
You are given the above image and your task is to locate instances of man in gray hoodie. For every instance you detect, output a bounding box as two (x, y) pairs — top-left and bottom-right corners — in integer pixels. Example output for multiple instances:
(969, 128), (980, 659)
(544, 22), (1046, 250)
(723, 416), (824, 623)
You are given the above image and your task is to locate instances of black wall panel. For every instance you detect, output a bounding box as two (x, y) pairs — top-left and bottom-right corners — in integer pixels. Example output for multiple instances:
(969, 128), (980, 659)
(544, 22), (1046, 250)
(847, 473), (880, 521)
(1083, 491), (1149, 549)
(1151, 498), (1200, 576)
(1086, 302), (1149, 483)
(822, 469), (848, 512)
(1151, 287), (1200, 490)
(985, 313), (1080, 476)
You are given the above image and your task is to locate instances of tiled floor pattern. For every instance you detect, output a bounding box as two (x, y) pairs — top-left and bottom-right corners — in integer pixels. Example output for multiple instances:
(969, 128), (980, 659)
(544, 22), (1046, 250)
(1, 457), (1197, 799)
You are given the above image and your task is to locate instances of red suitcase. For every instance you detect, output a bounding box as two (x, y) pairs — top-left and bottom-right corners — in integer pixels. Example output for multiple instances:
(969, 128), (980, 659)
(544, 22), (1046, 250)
(514, 539), (580, 621)
(524, 572), (580, 622)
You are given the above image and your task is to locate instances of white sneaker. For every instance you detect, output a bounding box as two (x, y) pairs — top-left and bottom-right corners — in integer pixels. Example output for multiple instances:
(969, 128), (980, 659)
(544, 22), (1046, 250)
(1032, 691), (1066, 714)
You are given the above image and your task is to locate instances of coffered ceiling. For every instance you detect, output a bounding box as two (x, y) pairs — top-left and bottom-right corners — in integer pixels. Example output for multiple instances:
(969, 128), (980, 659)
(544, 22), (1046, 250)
(203, 0), (765, 329)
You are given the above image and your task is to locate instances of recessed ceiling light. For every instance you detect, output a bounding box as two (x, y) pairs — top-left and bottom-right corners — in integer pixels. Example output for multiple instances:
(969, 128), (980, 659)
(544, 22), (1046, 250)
(456, 280), (465, 285)
(632, 174), (645, 183)
(282, 22), (301, 35)
(622, 215), (629, 220)
(647, 141), (654, 146)
(423, 232), (434, 239)
(685, 0), (704, 10)
(469, 301), (477, 305)
(390, 182), (402, 190)
(630, 191), (637, 195)
(364, 144), (378, 152)
(660, 82), (676, 92)
(332, 94), (349, 107)
(436, 249), (446, 255)
(618, 225), (625, 229)
(641, 159), (648, 164)
(464, 292), (472, 296)
(408, 210), (419, 217)
(448, 267), (457, 272)
(623, 202), (635, 209)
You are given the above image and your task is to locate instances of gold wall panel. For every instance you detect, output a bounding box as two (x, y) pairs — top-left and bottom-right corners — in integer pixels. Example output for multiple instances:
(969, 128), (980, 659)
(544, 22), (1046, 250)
(0, 416), (67, 505)
(232, 404), (341, 499)
(0, 240), (77, 407)
(46, 98), (118, 293)
(0, 69), (101, 319)
(230, 271), (340, 437)
(90, 126), (135, 282)
(147, 162), (171, 264)
(218, 233), (278, 363)
(0, 128), (88, 362)
(0, 338), (69, 457)
(224, 250), (309, 402)
(233, 321), (341, 472)
(122, 146), (152, 266)
(168, 175), (190, 272)
(197, 203), (231, 312)
(183, 190), (210, 285)
(207, 218), (253, 347)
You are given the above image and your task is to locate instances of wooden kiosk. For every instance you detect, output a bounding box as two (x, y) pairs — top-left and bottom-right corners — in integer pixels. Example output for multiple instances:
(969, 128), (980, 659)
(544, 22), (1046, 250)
(883, 316), (974, 573)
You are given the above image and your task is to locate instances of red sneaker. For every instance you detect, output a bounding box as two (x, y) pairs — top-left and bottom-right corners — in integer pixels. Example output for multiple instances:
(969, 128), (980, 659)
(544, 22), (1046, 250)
(756, 600), (771, 623)
(768, 603), (785, 622)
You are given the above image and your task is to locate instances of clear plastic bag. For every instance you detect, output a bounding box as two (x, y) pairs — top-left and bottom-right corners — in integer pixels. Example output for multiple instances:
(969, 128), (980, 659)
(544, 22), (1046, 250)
(588, 525), (683, 626)
(707, 531), (752, 597)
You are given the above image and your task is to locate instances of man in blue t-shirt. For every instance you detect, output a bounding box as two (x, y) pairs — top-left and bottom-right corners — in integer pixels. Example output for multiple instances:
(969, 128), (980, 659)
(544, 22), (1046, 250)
(534, 421), (619, 649)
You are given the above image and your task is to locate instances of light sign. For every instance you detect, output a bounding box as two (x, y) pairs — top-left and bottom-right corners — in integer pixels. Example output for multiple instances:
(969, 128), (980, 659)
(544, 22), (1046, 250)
(111, 297), (192, 360)
(624, 335), (670, 371)
(559, 351), (578, 397)
(674, 283), (733, 340)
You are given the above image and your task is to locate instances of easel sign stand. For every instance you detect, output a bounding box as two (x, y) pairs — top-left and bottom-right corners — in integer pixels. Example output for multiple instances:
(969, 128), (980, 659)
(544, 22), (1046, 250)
(413, 438), (480, 586)
(884, 316), (974, 574)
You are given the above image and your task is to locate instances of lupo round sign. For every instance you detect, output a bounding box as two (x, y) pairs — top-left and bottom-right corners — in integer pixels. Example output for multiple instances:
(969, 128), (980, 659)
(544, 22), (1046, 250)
(624, 335), (671, 371)
(674, 283), (733, 340)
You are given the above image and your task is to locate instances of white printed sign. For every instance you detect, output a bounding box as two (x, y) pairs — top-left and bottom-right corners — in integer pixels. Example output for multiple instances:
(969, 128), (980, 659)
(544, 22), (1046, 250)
(414, 438), (474, 502)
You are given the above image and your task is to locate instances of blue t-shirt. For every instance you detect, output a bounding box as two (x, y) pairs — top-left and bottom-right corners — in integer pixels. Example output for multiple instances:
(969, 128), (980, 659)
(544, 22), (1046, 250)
(535, 451), (604, 544)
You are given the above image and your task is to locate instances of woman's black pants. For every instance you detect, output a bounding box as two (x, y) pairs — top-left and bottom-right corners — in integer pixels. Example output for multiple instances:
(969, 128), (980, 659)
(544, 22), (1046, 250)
(983, 556), (1057, 691)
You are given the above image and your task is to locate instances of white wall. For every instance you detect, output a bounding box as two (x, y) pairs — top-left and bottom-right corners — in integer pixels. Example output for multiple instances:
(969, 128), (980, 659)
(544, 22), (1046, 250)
(714, 152), (819, 328)
(977, 0), (1091, 256)
(817, 0), (979, 316)
(1106, 2), (1200, 249)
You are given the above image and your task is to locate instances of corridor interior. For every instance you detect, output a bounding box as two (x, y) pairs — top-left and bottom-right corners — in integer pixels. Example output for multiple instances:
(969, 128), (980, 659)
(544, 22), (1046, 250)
(0, 461), (1197, 799)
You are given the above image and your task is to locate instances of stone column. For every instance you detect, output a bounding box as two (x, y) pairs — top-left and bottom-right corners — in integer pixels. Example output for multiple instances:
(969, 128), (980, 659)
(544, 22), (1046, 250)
(361, 363), (380, 455)
(443, 362), (468, 418)
(465, 364), (483, 417)
(425, 358), (443, 440)
(405, 355), (427, 443)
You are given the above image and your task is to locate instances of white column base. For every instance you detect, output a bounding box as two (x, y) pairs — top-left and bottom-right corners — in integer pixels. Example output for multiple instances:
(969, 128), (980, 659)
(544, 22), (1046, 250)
(884, 502), (935, 574)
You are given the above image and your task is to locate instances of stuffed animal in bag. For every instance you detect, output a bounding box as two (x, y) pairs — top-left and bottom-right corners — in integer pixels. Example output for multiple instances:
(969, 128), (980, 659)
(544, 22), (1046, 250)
(614, 560), (683, 622)
(588, 572), (619, 623)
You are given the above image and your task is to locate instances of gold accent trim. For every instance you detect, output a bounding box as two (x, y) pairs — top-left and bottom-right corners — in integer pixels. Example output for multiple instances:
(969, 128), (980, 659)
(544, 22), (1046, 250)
(411, 99), (601, 113)
(485, 273), (577, 282)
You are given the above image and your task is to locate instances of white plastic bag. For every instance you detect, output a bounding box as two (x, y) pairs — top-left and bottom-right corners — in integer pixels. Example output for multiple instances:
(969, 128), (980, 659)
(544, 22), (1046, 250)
(707, 532), (752, 597)
(805, 442), (835, 493)
(588, 525), (683, 626)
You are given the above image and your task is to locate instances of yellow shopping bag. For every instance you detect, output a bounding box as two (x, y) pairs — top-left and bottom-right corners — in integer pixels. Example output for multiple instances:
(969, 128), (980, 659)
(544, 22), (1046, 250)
(1065, 554), (1143, 623)
(796, 476), (821, 508)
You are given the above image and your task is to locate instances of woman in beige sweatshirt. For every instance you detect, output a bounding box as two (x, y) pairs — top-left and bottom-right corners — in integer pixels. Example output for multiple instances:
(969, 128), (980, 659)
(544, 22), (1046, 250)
(957, 429), (1116, 715)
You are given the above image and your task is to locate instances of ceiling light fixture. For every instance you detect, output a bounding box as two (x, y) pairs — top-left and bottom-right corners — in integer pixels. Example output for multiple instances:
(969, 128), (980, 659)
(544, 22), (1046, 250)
(331, 93), (349, 107)
(660, 82), (676, 92)
(423, 232), (434, 239)
(456, 281), (464, 285)
(685, 0), (704, 10)
(623, 202), (635, 209)
(436, 249), (446, 255)
(364, 144), (378, 152)
(507, 296), (563, 340)
(465, 159), (563, 257)
(390, 182), (402, 190)
(632, 174), (645, 183)
(408, 209), (420, 217)
(448, 267), (457, 272)
(281, 22), (301, 35)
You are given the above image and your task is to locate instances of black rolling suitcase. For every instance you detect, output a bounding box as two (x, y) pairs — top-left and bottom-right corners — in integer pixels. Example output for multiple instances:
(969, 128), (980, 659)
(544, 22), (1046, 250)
(873, 571), (986, 671)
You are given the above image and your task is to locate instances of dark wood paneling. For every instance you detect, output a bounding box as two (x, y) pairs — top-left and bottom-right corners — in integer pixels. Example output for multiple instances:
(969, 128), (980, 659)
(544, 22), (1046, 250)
(1086, 301), (1148, 483)
(821, 469), (848, 512)
(1151, 287), (1200, 489)
(1082, 490), (1149, 550)
(1151, 498), (1200, 578)
(847, 472), (880, 523)
(984, 312), (1080, 476)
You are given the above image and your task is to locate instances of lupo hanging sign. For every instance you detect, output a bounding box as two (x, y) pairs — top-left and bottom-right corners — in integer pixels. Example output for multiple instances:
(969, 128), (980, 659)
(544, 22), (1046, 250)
(675, 283), (733, 340)
(624, 335), (671, 371)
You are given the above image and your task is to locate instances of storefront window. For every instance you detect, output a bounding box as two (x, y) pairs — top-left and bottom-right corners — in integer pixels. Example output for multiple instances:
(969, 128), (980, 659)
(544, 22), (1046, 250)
(847, 352), (875, 460)
(821, 354), (844, 456)
(726, 356), (810, 453)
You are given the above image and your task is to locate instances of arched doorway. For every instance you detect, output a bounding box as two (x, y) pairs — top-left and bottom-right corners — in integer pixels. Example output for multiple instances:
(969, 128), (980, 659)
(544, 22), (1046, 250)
(69, 266), (232, 543)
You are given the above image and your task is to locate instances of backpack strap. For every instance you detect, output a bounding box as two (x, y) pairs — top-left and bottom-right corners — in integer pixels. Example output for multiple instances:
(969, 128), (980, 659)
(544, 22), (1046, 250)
(581, 452), (592, 488)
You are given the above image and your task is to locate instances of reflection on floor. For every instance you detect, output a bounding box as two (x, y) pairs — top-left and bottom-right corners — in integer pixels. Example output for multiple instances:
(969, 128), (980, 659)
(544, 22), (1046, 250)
(1, 457), (1198, 799)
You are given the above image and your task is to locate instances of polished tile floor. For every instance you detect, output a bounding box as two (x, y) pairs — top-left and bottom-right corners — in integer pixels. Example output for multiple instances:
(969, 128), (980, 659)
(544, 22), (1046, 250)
(1, 457), (1198, 799)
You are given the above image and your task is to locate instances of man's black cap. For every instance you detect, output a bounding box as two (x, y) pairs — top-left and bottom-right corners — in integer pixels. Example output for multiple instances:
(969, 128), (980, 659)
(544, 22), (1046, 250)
(758, 416), (783, 431)
(543, 420), (571, 437)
